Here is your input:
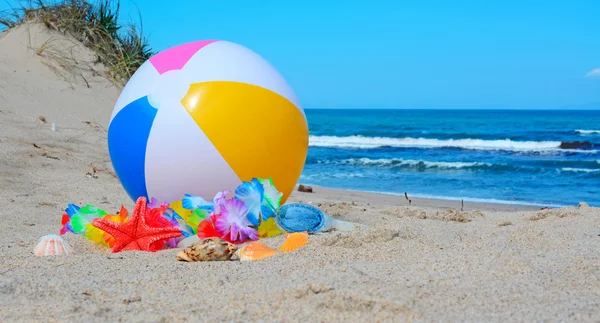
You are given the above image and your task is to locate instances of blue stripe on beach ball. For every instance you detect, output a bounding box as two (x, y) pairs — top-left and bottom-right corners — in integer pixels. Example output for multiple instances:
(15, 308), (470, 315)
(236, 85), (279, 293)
(107, 96), (157, 201)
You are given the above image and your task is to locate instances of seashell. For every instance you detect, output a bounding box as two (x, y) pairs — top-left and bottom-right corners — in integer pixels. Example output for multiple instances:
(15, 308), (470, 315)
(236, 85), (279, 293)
(236, 241), (278, 261)
(33, 234), (75, 257)
(176, 237), (238, 262)
(279, 231), (309, 252)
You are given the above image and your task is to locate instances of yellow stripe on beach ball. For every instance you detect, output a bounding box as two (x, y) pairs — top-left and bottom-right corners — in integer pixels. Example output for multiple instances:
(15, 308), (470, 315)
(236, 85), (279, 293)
(181, 81), (309, 203)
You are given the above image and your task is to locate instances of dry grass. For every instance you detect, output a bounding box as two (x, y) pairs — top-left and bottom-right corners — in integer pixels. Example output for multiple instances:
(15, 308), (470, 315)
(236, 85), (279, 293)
(1, 0), (153, 85)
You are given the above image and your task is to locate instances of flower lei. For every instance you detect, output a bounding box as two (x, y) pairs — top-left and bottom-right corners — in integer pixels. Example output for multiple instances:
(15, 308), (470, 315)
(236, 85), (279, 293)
(60, 177), (284, 248)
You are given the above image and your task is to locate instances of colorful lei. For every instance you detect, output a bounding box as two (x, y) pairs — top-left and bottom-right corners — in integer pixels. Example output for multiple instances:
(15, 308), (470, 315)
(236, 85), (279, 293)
(59, 177), (284, 249)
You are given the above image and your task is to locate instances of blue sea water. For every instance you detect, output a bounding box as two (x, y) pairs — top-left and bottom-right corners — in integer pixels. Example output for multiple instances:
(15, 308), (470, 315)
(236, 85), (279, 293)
(300, 109), (600, 207)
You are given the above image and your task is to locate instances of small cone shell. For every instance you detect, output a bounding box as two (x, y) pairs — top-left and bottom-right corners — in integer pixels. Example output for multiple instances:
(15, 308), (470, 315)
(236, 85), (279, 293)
(236, 241), (278, 261)
(176, 237), (238, 262)
(34, 234), (75, 257)
(279, 231), (309, 252)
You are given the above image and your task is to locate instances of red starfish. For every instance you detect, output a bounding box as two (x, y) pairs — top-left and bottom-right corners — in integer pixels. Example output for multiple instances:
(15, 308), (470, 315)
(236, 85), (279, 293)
(92, 197), (182, 253)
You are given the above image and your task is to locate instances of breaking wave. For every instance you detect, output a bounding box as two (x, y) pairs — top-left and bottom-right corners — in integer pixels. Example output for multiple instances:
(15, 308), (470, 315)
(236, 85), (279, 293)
(576, 129), (600, 135)
(320, 158), (492, 170)
(309, 135), (596, 153)
(561, 167), (600, 173)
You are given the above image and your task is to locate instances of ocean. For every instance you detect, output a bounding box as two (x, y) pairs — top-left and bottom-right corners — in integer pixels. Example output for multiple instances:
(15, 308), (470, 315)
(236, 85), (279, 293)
(300, 109), (600, 207)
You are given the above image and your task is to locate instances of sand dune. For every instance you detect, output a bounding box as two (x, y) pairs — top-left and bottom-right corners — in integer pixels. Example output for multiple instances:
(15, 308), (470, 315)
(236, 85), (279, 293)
(1, 23), (600, 322)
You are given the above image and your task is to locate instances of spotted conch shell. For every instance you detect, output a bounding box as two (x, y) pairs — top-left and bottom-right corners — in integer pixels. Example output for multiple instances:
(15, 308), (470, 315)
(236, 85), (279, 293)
(176, 237), (238, 262)
(33, 234), (75, 257)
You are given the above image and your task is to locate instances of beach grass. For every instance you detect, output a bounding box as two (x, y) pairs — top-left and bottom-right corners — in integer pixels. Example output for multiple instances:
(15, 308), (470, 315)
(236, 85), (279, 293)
(0, 0), (153, 84)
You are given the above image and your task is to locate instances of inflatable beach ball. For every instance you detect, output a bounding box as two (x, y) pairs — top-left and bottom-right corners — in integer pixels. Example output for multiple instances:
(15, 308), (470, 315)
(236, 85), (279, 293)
(107, 40), (308, 204)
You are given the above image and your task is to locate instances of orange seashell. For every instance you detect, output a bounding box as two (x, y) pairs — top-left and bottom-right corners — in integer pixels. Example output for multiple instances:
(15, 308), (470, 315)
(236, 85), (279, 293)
(279, 231), (308, 252)
(237, 241), (278, 261)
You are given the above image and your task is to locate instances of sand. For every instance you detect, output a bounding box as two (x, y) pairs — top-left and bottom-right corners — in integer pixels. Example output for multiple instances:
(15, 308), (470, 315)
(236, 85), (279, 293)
(1, 23), (600, 322)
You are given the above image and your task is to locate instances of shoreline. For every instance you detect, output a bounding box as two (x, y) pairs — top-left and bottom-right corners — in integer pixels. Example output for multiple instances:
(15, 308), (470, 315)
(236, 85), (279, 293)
(290, 185), (543, 212)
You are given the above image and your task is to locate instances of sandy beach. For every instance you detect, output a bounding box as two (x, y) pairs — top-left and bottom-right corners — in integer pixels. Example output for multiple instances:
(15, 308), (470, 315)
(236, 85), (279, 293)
(2, 23), (600, 322)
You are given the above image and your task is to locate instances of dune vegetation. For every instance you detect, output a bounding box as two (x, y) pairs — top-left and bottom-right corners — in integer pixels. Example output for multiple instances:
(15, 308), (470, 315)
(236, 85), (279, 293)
(0, 0), (153, 84)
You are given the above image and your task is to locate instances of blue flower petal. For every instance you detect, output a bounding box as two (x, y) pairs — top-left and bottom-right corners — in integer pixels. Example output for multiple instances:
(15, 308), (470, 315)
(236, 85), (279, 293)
(164, 208), (195, 237)
(261, 204), (277, 219)
(234, 179), (264, 226)
(182, 193), (213, 210)
(65, 204), (80, 218)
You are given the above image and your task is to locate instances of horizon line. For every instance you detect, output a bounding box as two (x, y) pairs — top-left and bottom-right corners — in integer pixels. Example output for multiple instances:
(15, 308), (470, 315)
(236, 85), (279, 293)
(302, 107), (600, 111)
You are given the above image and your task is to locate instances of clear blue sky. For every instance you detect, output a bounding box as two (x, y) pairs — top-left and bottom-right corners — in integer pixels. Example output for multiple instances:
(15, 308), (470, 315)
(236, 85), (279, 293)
(2, 0), (600, 109)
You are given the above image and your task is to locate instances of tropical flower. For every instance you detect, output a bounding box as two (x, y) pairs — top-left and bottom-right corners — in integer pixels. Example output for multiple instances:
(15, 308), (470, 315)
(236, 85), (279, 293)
(259, 178), (283, 219)
(258, 217), (283, 238)
(163, 208), (195, 238)
(234, 178), (264, 226)
(211, 190), (231, 215)
(197, 214), (222, 238)
(215, 198), (258, 243)
(61, 204), (107, 235)
(188, 209), (208, 231)
(148, 197), (169, 209)
(146, 205), (172, 228)
(182, 193), (214, 211)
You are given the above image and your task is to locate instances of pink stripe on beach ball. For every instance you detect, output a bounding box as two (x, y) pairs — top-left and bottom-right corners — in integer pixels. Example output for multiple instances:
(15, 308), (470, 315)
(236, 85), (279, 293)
(149, 40), (218, 74)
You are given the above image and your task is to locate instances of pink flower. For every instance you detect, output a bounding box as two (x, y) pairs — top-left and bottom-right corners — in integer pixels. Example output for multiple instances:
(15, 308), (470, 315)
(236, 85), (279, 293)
(211, 190), (231, 215)
(215, 198), (258, 243)
(148, 197), (168, 209)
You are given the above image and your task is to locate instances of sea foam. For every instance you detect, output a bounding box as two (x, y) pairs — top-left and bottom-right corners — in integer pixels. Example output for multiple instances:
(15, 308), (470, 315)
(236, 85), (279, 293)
(561, 167), (600, 173)
(321, 158), (491, 169)
(309, 135), (568, 152)
(575, 129), (600, 135)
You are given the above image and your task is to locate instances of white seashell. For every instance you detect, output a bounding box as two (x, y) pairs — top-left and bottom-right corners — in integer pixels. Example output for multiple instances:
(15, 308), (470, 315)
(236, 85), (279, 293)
(33, 234), (75, 257)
